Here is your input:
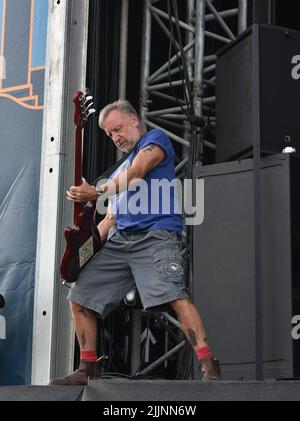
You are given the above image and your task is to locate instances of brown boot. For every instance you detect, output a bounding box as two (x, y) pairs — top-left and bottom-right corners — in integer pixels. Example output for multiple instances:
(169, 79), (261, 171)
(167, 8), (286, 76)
(49, 356), (107, 385)
(49, 367), (88, 385)
(85, 361), (100, 379)
(200, 357), (221, 381)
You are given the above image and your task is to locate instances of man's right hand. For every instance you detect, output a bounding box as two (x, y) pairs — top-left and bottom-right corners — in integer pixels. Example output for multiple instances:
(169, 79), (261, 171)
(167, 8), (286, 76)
(66, 179), (98, 202)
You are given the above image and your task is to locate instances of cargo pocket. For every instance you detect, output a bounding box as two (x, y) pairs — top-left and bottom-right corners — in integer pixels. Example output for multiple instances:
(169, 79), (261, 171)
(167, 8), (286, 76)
(153, 246), (184, 282)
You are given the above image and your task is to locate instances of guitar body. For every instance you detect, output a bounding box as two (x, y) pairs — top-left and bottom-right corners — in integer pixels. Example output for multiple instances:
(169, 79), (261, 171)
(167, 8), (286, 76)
(60, 201), (102, 283)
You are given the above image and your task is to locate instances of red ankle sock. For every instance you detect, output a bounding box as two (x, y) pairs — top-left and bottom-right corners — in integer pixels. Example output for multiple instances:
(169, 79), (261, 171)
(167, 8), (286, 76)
(196, 345), (213, 361)
(80, 350), (97, 362)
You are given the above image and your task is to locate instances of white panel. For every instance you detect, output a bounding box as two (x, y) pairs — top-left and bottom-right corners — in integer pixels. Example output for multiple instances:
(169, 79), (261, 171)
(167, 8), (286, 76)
(32, 0), (89, 385)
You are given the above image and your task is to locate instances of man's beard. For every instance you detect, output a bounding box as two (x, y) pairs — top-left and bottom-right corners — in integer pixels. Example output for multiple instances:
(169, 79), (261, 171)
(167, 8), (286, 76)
(117, 139), (134, 153)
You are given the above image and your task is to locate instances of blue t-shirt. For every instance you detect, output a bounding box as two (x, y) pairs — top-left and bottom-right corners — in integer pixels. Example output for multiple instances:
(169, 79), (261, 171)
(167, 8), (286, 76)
(109, 129), (183, 236)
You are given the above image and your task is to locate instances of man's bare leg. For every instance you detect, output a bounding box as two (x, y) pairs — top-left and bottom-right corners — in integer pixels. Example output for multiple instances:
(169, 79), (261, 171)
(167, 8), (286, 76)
(70, 301), (98, 351)
(170, 299), (207, 347)
(170, 298), (221, 380)
(48, 301), (98, 384)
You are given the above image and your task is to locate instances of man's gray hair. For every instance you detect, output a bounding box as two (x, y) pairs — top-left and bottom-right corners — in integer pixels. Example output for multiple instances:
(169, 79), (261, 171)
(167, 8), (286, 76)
(98, 99), (140, 128)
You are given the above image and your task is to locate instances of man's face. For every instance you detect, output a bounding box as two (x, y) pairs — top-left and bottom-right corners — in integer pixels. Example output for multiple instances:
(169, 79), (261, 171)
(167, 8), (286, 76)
(102, 109), (142, 153)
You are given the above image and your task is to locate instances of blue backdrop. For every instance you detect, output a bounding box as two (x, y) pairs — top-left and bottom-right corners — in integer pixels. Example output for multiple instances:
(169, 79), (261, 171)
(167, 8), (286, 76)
(0, 0), (48, 385)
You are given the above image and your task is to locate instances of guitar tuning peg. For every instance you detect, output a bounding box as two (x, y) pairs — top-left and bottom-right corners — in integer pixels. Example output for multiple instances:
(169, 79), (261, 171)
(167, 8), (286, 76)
(86, 95), (93, 102)
(88, 108), (96, 116)
(85, 101), (94, 110)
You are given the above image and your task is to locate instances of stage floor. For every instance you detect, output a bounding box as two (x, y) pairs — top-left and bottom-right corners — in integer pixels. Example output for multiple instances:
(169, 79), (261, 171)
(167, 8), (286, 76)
(1, 379), (300, 401)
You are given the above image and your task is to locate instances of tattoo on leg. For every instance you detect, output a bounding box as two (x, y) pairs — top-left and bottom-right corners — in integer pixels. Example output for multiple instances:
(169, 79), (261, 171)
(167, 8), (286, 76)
(188, 329), (198, 347)
(81, 332), (87, 349)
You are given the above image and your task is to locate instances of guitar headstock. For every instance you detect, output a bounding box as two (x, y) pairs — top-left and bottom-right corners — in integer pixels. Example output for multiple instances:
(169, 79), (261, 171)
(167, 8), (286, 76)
(73, 89), (96, 129)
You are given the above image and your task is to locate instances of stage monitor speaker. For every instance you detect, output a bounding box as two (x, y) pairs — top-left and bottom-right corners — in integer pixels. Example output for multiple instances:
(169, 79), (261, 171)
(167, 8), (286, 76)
(216, 24), (300, 163)
(192, 154), (300, 380)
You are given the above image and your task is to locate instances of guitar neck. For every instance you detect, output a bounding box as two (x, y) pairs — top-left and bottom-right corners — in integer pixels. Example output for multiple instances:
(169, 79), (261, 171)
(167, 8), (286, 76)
(74, 126), (84, 225)
(71, 90), (95, 226)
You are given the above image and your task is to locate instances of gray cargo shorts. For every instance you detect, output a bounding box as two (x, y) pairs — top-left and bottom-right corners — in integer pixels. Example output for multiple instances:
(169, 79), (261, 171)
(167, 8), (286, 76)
(67, 227), (189, 318)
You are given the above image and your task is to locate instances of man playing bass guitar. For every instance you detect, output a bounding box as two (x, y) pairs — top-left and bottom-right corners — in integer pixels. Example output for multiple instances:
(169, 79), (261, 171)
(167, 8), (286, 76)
(50, 99), (221, 385)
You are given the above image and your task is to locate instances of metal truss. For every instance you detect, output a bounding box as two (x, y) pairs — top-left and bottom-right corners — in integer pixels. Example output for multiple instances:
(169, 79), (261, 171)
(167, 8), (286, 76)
(134, 0), (248, 378)
(140, 0), (248, 169)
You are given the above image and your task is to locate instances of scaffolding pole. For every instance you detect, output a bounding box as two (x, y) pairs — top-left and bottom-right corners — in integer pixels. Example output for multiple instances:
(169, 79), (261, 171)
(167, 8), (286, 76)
(117, 0), (129, 162)
(137, 0), (248, 377)
(140, 0), (248, 166)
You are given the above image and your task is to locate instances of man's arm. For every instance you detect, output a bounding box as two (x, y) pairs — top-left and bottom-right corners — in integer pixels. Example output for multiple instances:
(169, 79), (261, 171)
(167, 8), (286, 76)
(66, 144), (165, 202)
(97, 202), (116, 242)
(129, 143), (166, 179)
(107, 144), (165, 194)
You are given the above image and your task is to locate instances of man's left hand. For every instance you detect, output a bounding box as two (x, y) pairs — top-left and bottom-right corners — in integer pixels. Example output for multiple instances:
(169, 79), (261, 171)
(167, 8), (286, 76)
(66, 179), (98, 202)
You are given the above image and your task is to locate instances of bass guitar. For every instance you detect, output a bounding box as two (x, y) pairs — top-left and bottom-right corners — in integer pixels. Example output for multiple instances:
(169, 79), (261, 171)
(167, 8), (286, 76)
(60, 91), (102, 283)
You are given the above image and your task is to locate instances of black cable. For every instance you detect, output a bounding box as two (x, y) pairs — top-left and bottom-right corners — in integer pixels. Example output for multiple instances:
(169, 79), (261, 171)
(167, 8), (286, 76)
(172, 0), (195, 116)
(167, 0), (202, 173)
(166, 0), (193, 124)
(166, 11), (185, 104)
(165, 9), (193, 378)
(170, 0), (204, 380)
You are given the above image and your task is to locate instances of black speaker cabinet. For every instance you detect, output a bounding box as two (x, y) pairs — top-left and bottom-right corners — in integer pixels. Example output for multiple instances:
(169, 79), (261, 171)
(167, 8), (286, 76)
(216, 24), (300, 163)
(192, 154), (300, 380)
